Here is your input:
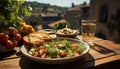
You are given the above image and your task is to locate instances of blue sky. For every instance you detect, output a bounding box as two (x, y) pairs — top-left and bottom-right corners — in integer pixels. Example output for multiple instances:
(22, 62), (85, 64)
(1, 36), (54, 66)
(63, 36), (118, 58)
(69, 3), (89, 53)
(25, 0), (90, 7)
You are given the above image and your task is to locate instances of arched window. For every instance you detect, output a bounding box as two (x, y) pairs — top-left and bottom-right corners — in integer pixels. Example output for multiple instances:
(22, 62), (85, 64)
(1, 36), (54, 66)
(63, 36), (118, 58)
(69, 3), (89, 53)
(99, 5), (108, 23)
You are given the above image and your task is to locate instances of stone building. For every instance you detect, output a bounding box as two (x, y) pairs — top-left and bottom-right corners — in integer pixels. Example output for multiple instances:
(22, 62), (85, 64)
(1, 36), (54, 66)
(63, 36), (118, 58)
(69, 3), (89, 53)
(89, 0), (120, 41)
(64, 2), (89, 30)
(41, 11), (62, 24)
(24, 11), (62, 29)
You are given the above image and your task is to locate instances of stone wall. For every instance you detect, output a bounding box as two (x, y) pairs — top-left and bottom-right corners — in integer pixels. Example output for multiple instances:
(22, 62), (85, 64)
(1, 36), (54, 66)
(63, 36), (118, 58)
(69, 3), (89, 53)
(64, 11), (81, 29)
(89, 0), (120, 41)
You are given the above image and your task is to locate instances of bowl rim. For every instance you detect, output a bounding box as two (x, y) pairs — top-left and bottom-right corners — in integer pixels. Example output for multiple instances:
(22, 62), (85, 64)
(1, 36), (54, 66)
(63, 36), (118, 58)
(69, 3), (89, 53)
(21, 37), (90, 61)
(56, 30), (79, 35)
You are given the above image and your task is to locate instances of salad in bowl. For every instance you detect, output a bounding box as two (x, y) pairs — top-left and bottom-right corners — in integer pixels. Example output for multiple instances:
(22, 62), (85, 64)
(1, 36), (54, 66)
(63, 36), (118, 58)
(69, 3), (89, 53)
(21, 37), (90, 64)
(56, 28), (79, 38)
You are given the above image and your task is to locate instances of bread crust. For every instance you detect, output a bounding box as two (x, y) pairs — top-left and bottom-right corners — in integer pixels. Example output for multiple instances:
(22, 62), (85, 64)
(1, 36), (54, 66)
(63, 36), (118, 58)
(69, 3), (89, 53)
(23, 32), (51, 46)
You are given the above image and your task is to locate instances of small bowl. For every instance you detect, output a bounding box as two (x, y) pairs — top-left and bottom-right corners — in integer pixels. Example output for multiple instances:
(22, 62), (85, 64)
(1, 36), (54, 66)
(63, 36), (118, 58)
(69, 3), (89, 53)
(56, 30), (79, 38)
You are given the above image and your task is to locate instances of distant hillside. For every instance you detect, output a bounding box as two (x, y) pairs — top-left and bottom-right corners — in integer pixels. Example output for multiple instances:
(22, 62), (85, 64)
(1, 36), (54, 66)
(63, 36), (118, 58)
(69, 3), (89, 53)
(24, 1), (68, 12)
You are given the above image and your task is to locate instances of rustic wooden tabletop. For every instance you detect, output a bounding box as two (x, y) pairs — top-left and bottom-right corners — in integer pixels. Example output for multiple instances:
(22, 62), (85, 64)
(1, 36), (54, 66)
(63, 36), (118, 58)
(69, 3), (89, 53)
(0, 35), (120, 69)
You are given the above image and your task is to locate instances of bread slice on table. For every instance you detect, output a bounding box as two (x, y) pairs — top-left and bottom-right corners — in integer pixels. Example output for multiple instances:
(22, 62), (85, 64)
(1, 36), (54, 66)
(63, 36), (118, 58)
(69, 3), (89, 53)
(23, 32), (51, 47)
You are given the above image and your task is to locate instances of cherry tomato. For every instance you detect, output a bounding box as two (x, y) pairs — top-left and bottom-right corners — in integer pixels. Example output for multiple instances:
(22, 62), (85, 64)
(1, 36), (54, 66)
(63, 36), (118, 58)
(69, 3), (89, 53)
(0, 33), (4, 42)
(60, 50), (66, 57)
(73, 53), (80, 57)
(7, 27), (15, 33)
(14, 34), (21, 41)
(5, 40), (13, 49)
(13, 29), (19, 34)
(39, 49), (45, 56)
(3, 34), (9, 42)
(41, 54), (46, 58)
(0, 33), (9, 43)
(33, 52), (38, 57)
(7, 27), (18, 35)
(0, 33), (3, 36)
(13, 41), (18, 47)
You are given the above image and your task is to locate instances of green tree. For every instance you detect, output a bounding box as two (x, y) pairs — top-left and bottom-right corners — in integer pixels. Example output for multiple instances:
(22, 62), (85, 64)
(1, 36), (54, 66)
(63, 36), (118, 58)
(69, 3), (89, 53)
(54, 21), (70, 30)
(42, 5), (48, 12)
(71, 3), (75, 7)
(0, 0), (31, 32)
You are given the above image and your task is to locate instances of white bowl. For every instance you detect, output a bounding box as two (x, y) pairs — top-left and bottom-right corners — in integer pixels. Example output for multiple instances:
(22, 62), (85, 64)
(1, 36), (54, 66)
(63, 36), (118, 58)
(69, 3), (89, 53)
(21, 38), (90, 64)
(56, 30), (79, 38)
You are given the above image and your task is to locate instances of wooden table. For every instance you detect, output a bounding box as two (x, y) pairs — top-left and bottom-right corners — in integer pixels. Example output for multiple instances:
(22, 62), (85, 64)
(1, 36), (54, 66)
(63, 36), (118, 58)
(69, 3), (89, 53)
(0, 36), (120, 69)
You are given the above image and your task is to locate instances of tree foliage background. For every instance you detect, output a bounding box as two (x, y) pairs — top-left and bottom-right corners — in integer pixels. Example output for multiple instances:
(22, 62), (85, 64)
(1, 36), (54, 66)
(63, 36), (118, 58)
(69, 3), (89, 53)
(0, 0), (31, 31)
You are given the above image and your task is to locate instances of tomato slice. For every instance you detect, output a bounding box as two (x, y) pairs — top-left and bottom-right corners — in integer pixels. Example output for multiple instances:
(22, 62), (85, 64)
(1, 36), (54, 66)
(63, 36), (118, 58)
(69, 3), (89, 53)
(73, 53), (80, 57)
(60, 50), (66, 57)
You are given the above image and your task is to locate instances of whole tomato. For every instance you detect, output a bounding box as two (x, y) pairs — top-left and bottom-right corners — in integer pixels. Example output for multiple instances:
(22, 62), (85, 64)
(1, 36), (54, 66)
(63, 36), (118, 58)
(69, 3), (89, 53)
(7, 27), (18, 35)
(14, 34), (21, 41)
(7, 27), (15, 33)
(13, 29), (19, 34)
(5, 40), (13, 49)
(3, 34), (9, 42)
(0, 33), (3, 42)
(13, 41), (18, 47)
(0, 33), (9, 43)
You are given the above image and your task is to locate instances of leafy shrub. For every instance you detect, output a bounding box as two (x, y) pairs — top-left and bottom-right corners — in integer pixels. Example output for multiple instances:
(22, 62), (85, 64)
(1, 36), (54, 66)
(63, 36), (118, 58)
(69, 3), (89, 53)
(54, 21), (70, 30)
